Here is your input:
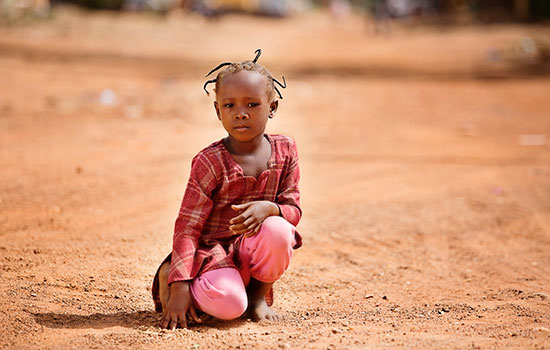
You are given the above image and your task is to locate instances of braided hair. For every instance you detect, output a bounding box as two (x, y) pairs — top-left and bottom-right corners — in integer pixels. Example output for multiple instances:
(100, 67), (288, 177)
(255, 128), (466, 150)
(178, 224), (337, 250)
(203, 49), (287, 101)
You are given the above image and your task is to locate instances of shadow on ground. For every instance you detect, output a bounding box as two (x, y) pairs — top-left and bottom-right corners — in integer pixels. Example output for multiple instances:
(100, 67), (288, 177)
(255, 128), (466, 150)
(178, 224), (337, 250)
(32, 310), (248, 330)
(33, 311), (159, 329)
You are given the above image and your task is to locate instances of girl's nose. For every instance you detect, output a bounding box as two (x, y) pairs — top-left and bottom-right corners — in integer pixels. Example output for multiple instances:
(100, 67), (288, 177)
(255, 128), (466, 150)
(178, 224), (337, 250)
(234, 111), (249, 120)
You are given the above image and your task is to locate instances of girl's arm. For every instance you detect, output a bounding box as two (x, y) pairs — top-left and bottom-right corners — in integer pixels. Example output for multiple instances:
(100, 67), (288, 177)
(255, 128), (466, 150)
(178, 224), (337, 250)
(168, 153), (216, 284)
(162, 153), (216, 329)
(275, 138), (301, 226)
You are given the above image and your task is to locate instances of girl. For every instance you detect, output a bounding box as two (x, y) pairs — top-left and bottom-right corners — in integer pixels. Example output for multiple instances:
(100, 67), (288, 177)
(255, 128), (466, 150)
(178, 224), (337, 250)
(152, 50), (302, 330)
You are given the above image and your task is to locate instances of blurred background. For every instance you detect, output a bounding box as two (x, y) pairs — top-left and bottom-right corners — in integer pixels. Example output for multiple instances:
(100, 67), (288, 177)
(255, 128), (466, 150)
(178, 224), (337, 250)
(3, 0), (550, 21)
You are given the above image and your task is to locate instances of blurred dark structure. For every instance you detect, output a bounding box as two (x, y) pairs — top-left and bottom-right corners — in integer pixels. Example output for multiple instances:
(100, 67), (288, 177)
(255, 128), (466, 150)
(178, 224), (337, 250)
(49, 0), (307, 14)
(179, 0), (301, 17)
(434, 0), (550, 22)
(358, 0), (550, 22)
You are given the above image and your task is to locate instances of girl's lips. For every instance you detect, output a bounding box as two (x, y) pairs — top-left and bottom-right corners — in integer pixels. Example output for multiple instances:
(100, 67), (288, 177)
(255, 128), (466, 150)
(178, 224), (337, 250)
(233, 125), (249, 131)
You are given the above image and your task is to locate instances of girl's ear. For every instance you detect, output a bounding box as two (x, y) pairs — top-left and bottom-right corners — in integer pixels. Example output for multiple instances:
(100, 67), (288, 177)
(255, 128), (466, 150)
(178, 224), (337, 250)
(214, 101), (221, 120)
(269, 100), (279, 119)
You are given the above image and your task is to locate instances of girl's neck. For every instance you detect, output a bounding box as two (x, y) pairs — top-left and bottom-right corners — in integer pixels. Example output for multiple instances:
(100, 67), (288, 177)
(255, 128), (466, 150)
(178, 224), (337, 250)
(225, 134), (266, 156)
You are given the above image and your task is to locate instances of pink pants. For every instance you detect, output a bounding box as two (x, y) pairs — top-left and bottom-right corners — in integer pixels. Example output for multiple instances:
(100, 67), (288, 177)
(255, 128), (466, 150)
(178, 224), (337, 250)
(189, 216), (297, 320)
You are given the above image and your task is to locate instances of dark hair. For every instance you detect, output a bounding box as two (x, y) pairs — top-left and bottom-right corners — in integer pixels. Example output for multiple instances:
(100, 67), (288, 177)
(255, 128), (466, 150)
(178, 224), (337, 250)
(203, 49), (287, 100)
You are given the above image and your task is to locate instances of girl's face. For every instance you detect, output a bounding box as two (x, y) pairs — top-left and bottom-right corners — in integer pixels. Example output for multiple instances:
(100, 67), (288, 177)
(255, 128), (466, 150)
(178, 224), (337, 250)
(214, 70), (278, 143)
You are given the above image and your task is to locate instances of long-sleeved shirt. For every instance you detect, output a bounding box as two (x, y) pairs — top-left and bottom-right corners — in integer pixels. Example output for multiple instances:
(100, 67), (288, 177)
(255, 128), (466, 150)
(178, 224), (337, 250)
(168, 134), (302, 285)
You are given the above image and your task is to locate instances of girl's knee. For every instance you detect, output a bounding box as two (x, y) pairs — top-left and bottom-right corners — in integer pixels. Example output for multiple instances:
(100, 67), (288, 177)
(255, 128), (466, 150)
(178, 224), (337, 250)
(191, 268), (247, 320)
(243, 217), (295, 283)
(258, 216), (294, 250)
(208, 289), (247, 320)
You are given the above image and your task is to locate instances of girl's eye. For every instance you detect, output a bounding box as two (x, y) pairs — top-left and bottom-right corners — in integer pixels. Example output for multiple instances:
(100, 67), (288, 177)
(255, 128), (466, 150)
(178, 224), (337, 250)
(248, 102), (259, 107)
(223, 103), (233, 108)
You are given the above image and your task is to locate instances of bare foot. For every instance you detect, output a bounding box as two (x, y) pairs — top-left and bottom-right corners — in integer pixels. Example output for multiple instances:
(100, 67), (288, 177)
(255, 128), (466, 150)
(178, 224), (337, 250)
(248, 298), (280, 321)
(246, 278), (280, 321)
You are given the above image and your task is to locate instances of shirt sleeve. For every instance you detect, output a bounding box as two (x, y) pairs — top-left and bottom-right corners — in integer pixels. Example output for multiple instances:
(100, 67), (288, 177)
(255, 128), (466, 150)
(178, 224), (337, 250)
(168, 153), (216, 284)
(276, 138), (302, 227)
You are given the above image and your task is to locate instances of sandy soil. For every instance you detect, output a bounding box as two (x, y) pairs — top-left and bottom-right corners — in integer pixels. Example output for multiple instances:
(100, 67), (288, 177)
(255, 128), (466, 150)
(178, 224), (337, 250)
(1, 7), (550, 349)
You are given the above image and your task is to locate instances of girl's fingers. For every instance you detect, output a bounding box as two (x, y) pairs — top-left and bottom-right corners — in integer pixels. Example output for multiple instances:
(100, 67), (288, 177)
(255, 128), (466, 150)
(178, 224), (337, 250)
(244, 230), (256, 238)
(233, 227), (252, 235)
(234, 219), (260, 234)
(162, 311), (176, 329)
(230, 224), (250, 233)
(231, 202), (253, 211)
(229, 223), (247, 230)
(170, 315), (178, 330)
(230, 204), (252, 224)
(230, 214), (259, 230)
(229, 216), (244, 225)
(243, 216), (256, 227)
(244, 223), (260, 237)
(160, 314), (168, 328)
(180, 313), (188, 329)
(230, 218), (252, 231)
(189, 306), (202, 323)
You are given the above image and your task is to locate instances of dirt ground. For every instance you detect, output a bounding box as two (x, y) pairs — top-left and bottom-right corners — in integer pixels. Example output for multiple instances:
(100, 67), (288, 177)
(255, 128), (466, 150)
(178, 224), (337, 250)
(1, 7), (549, 349)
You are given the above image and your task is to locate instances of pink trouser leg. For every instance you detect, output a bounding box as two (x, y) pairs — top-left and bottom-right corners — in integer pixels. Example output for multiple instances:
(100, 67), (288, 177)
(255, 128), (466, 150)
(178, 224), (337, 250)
(189, 216), (296, 320)
(238, 216), (296, 285)
(189, 267), (248, 320)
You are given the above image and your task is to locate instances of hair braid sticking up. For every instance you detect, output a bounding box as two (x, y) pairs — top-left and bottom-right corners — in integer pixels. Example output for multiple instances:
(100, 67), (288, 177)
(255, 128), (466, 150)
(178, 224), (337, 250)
(203, 49), (287, 100)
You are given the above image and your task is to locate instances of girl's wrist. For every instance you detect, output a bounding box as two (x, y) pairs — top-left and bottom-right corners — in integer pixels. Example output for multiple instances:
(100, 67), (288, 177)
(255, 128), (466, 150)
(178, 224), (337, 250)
(170, 281), (190, 294)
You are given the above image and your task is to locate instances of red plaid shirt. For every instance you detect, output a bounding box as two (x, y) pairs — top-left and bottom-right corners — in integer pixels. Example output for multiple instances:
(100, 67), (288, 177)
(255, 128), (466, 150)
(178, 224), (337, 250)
(168, 134), (302, 284)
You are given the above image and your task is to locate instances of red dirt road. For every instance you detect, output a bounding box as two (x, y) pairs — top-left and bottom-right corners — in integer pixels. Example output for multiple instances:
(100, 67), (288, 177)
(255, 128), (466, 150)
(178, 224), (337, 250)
(1, 8), (549, 349)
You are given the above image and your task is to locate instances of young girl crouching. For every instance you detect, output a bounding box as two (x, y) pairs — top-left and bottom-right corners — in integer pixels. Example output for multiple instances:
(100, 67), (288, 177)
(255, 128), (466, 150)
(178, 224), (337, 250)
(151, 50), (302, 329)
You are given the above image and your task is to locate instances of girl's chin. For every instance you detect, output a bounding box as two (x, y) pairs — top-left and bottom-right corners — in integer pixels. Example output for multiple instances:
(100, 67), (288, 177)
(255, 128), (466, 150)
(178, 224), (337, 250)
(228, 132), (263, 141)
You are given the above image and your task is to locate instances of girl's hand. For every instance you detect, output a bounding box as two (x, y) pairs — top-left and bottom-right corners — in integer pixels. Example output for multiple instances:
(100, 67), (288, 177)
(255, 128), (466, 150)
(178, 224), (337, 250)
(230, 201), (280, 237)
(160, 281), (202, 330)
